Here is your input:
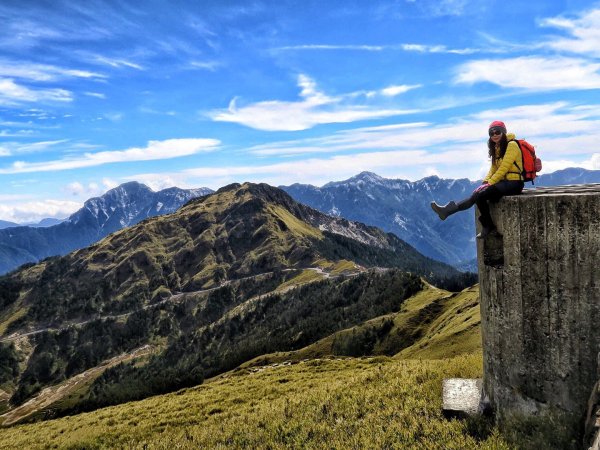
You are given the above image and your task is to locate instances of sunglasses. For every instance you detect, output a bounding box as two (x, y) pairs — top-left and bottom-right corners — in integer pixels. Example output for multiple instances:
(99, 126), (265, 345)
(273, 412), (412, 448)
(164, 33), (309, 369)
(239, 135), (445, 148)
(489, 128), (504, 136)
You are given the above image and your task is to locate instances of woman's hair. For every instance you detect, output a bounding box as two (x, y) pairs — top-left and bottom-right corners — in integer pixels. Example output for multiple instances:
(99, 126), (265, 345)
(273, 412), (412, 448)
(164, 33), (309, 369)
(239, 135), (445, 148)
(488, 134), (508, 163)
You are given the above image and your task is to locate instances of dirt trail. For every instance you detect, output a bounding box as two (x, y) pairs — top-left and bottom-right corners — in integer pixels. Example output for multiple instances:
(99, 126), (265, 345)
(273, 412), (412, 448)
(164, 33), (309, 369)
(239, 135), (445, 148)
(0, 270), (296, 344)
(0, 345), (152, 427)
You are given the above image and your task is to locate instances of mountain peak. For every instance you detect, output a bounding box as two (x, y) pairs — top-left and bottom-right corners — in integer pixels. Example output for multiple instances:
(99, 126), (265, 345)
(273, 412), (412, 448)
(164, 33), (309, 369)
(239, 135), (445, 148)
(352, 171), (385, 183)
(323, 171), (386, 188)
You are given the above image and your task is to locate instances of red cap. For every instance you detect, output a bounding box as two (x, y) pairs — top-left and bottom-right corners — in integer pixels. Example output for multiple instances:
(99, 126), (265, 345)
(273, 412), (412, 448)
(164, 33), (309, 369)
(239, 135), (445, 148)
(489, 120), (506, 132)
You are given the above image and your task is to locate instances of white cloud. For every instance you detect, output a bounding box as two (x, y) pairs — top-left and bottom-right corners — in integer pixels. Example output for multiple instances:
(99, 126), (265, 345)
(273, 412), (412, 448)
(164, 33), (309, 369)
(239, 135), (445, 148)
(380, 84), (422, 97)
(541, 8), (600, 57)
(0, 78), (73, 105)
(129, 99), (600, 188)
(274, 44), (386, 52)
(102, 178), (119, 190)
(85, 92), (106, 99)
(156, 145), (486, 188)
(209, 74), (417, 131)
(90, 55), (145, 70)
(399, 43), (477, 54)
(539, 154), (600, 173)
(65, 181), (85, 196)
(190, 60), (221, 71)
(131, 175), (191, 192)
(0, 138), (221, 174)
(0, 139), (69, 155)
(0, 199), (81, 223)
(0, 59), (104, 81)
(64, 180), (117, 198)
(432, 0), (469, 16)
(225, 100), (600, 182)
(274, 43), (478, 54)
(104, 112), (123, 122)
(455, 57), (600, 91)
(0, 129), (35, 138)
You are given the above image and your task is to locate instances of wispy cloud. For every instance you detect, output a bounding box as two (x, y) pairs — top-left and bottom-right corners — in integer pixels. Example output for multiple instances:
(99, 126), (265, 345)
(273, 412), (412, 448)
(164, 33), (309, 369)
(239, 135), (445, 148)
(64, 178), (117, 198)
(211, 101), (600, 184)
(271, 102), (599, 154)
(134, 145), (486, 190)
(423, 0), (470, 17)
(84, 92), (106, 99)
(190, 60), (222, 71)
(0, 59), (104, 81)
(380, 84), (422, 97)
(275, 44), (386, 51)
(0, 139), (69, 156)
(398, 43), (477, 54)
(0, 129), (36, 138)
(0, 138), (221, 174)
(274, 43), (478, 54)
(455, 56), (600, 91)
(0, 199), (81, 223)
(87, 54), (145, 70)
(540, 8), (600, 57)
(209, 75), (418, 131)
(0, 78), (73, 105)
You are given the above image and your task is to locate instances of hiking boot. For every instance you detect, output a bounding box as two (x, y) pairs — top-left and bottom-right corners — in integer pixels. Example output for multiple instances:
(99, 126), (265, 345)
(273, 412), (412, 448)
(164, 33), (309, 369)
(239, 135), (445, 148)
(476, 226), (501, 239)
(430, 201), (458, 221)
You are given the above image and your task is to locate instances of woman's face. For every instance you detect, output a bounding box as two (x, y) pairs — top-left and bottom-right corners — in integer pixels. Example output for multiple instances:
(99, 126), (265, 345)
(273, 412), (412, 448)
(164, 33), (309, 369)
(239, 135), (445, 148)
(489, 127), (503, 144)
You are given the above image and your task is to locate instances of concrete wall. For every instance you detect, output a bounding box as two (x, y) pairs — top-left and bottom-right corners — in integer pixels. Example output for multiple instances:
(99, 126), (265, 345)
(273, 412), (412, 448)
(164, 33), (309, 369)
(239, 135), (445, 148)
(477, 184), (600, 433)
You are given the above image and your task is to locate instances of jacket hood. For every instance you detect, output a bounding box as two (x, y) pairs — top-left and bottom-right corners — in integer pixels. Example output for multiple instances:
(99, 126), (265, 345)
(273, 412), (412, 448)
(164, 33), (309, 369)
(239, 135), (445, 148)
(506, 132), (516, 140)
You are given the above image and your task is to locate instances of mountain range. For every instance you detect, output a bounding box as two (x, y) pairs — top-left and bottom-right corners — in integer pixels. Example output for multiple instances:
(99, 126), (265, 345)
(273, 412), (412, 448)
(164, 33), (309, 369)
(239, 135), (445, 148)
(0, 182), (212, 275)
(0, 182), (471, 422)
(0, 218), (64, 230)
(282, 167), (600, 269)
(1, 167), (598, 276)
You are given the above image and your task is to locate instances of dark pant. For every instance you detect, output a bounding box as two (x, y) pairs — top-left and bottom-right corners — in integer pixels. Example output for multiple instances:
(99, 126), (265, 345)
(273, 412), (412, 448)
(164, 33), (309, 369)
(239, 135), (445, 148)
(456, 180), (524, 228)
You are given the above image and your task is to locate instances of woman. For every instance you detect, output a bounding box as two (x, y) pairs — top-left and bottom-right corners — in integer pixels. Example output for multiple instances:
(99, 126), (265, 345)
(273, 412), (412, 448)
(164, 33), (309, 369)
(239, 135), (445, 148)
(430, 121), (525, 238)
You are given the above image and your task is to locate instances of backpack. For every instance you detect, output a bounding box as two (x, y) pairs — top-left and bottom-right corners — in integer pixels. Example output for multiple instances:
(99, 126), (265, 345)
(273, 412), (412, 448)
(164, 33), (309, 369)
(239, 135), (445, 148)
(510, 139), (542, 183)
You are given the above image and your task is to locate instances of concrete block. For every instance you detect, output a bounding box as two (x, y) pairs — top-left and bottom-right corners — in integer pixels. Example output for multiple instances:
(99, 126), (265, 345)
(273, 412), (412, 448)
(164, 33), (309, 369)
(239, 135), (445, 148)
(477, 184), (600, 442)
(442, 378), (483, 417)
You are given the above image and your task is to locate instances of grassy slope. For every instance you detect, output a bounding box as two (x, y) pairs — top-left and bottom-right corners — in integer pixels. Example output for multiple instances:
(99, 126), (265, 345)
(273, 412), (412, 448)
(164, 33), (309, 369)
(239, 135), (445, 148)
(0, 282), (499, 450)
(242, 282), (481, 366)
(0, 354), (513, 450)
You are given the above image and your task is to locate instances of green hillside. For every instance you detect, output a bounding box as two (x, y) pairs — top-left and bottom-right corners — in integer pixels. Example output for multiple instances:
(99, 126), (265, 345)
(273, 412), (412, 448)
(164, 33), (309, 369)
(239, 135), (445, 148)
(0, 354), (508, 450)
(240, 282), (480, 367)
(0, 182), (475, 422)
(0, 279), (568, 449)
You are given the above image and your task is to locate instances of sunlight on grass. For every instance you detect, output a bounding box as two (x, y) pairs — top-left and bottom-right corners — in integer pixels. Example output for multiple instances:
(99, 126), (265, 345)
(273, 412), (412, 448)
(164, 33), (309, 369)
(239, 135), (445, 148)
(0, 353), (513, 449)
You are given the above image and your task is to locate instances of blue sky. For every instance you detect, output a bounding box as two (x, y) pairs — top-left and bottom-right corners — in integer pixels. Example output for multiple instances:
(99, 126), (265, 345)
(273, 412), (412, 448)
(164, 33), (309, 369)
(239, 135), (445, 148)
(1, 0), (599, 222)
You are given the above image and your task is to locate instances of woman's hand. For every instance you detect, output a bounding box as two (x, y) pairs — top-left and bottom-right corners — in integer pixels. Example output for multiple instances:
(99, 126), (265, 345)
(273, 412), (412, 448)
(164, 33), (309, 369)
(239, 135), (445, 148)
(473, 182), (489, 194)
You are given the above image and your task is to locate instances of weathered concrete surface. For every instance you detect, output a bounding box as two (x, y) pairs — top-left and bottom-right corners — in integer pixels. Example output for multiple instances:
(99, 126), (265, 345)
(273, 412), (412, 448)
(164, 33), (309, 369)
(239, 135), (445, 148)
(477, 184), (600, 438)
(585, 379), (600, 449)
(442, 378), (483, 417)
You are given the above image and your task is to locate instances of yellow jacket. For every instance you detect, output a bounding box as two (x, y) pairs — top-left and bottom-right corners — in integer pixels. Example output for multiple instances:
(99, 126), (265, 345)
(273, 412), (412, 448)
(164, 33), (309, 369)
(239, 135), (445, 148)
(483, 133), (524, 185)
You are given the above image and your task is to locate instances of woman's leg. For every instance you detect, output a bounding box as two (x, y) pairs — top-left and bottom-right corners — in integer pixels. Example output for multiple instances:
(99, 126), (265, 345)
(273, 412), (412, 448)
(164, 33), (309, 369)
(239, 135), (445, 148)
(475, 181), (524, 231)
(431, 181), (523, 222)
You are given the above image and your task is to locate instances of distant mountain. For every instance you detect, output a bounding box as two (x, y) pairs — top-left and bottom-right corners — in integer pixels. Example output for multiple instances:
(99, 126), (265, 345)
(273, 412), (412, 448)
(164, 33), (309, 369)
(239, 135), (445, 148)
(534, 167), (600, 186)
(25, 218), (66, 228)
(0, 218), (65, 230)
(282, 172), (479, 267)
(0, 182), (468, 419)
(282, 168), (600, 269)
(0, 182), (213, 275)
(0, 220), (18, 230)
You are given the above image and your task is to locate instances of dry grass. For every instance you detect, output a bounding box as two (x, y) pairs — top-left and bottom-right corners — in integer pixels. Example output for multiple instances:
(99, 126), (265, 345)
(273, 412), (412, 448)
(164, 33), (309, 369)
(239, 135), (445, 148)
(0, 353), (513, 450)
